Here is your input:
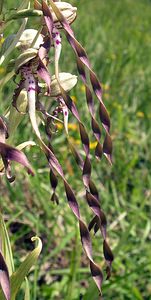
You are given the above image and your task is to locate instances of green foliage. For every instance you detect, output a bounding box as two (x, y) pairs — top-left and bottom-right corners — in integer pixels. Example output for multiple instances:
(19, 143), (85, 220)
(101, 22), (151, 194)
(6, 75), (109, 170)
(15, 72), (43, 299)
(0, 215), (42, 300)
(0, 0), (151, 299)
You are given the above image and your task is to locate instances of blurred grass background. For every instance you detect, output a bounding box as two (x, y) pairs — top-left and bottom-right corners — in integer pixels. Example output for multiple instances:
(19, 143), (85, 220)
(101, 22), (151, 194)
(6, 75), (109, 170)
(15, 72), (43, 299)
(0, 0), (151, 299)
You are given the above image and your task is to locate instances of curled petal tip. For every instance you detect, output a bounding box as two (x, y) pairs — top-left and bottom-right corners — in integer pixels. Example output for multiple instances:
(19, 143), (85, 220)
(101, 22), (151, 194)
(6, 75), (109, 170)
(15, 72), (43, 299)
(27, 168), (35, 176)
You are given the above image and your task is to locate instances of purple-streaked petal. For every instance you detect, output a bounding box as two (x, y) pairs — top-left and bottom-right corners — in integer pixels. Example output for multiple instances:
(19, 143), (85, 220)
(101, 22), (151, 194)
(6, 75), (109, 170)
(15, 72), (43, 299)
(82, 156), (91, 187)
(38, 36), (50, 62)
(90, 260), (103, 292)
(42, 0), (53, 36)
(0, 251), (10, 300)
(0, 142), (34, 176)
(37, 59), (51, 94)
(103, 240), (114, 279)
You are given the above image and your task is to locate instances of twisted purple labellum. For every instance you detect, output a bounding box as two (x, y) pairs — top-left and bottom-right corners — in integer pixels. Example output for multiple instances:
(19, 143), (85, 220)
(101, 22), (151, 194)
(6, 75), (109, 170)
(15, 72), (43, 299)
(50, 166), (59, 204)
(0, 251), (10, 300)
(67, 138), (113, 278)
(103, 240), (114, 279)
(42, 3), (102, 216)
(17, 41), (103, 292)
(46, 0), (94, 199)
(51, 1), (113, 277)
(41, 1), (113, 292)
(40, 131), (104, 290)
(51, 15), (110, 280)
(48, 0), (114, 216)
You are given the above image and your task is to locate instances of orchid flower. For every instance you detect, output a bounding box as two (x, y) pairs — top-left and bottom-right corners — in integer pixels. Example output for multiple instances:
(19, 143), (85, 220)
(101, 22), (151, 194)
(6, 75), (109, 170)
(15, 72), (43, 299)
(4, 0), (114, 295)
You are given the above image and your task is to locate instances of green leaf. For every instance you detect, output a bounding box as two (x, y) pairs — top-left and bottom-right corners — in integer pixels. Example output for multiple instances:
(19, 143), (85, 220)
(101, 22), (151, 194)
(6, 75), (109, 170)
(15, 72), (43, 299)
(0, 0), (4, 14)
(0, 35), (16, 57)
(11, 237), (42, 300)
(83, 282), (99, 300)
(0, 2), (30, 65)
(0, 236), (42, 300)
(0, 71), (15, 91)
(0, 214), (14, 276)
(0, 0), (30, 34)
(6, 9), (42, 22)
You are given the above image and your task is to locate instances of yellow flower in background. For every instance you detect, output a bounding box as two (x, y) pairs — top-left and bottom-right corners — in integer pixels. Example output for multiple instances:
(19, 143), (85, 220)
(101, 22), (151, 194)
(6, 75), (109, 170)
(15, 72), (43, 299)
(90, 141), (97, 149)
(68, 123), (78, 130)
(80, 84), (85, 93)
(80, 83), (110, 94)
(71, 95), (77, 103)
(70, 137), (98, 150)
(55, 126), (100, 151)
(136, 111), (144, 118)
(101, 82), (110, 91)
(71, 138), (81, 145)
(0, 67), (5, 74)
(56, 122), (63, 130)
(56, 122), (78, 131)
(0, 36), (4, 46)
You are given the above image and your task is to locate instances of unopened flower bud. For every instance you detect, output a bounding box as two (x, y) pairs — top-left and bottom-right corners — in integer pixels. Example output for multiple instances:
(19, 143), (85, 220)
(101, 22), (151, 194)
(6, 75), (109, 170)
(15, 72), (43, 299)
(50, 72), (77, 97)
(15, 48), (38, 72)
(34, 1), (77, 27)
(16, 29), (44, 50)
(51, 2), (77, 27)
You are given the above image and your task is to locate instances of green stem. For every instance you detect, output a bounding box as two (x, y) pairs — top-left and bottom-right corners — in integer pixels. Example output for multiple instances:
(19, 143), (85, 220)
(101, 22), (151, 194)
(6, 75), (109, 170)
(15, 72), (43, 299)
(0, 0), (4, 14)
(49, 268), (89, 275)
(33, 218), (40, 300)
(65, 224), (81, 300)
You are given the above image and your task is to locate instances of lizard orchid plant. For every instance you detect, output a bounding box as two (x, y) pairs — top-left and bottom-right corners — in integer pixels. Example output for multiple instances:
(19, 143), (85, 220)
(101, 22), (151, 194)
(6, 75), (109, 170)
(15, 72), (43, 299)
(0, 0), (114, 298)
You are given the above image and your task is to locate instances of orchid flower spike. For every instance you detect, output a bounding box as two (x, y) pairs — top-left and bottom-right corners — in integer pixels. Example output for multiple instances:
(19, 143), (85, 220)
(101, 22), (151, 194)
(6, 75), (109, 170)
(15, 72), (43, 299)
(7, 0), (114, 294)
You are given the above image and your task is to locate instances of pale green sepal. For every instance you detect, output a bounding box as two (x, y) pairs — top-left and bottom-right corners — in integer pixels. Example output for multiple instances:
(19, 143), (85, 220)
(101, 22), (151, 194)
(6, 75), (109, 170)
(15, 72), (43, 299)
(0, 213), (14, 276)
(15, 48), (38, 72)
(16, 141), (36, 151)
